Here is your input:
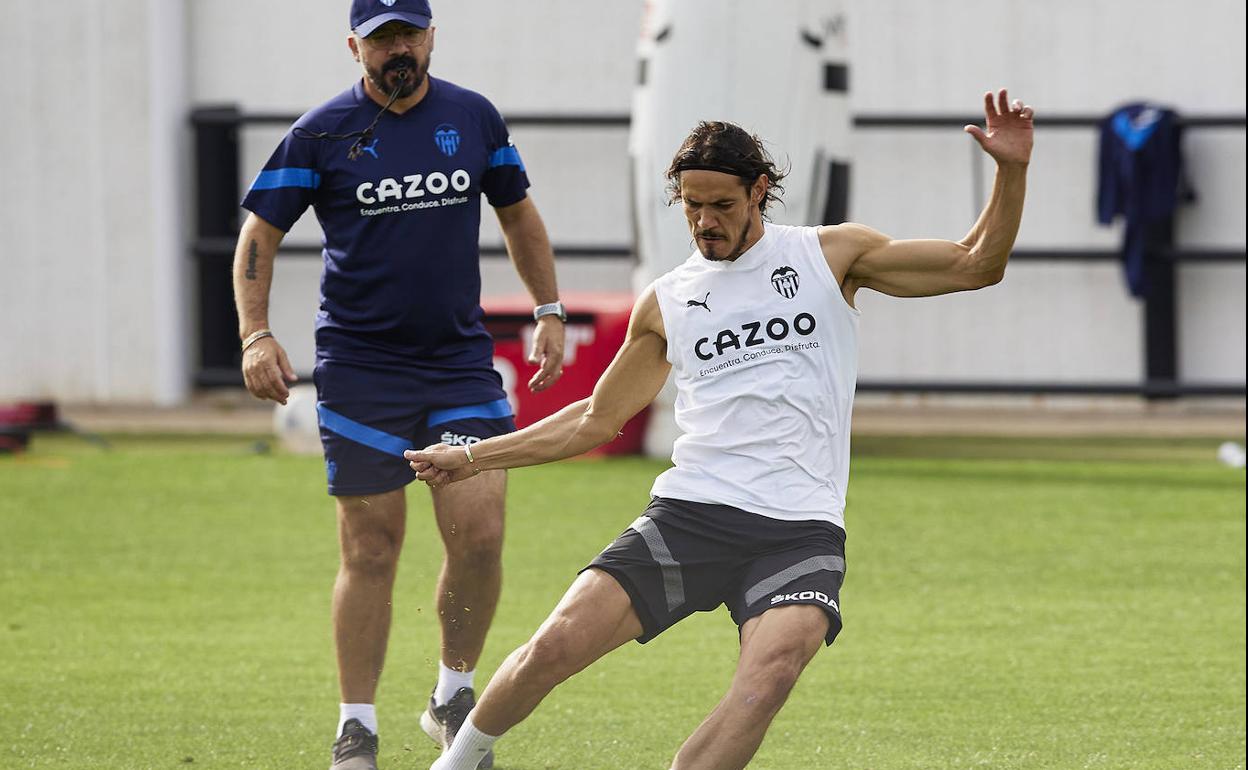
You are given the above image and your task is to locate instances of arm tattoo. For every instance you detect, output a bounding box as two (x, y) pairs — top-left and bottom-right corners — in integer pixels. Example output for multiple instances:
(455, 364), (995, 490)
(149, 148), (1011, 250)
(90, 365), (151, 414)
(245, 239), (259, 280)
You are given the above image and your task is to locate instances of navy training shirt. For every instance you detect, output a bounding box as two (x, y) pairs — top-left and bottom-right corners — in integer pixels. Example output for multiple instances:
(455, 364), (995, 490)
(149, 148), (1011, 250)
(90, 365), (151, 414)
(242, 77), (528, 380)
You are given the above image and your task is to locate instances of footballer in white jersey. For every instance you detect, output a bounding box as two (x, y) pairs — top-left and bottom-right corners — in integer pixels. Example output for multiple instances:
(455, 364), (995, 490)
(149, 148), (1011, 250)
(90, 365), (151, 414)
(410, 89), (1033, 770)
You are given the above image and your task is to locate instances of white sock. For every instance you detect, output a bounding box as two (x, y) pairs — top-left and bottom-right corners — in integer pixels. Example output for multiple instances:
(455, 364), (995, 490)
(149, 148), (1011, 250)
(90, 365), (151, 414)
(431, 714), (498, 770)
(434, 661), (475, 705)
(337, 703), (377, 737)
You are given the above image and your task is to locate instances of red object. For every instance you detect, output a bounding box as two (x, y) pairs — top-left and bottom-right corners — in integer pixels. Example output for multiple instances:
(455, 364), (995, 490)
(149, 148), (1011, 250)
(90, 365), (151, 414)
(483, 291), (647, 455)
(0, 401), (56, 455)
(0, 401), (59, 429)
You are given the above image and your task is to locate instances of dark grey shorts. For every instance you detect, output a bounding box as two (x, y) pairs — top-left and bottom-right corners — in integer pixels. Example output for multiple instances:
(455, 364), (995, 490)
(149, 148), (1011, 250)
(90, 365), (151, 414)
(584, 497), (847, 645)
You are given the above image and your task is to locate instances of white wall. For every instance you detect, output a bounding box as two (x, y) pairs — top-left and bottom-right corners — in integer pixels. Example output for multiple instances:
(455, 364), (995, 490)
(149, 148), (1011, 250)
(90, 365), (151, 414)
(0, 0), (1243, 402)
(845, 0), (1246, 386)
(853, 0), (1246, 114)
(191, 1), (642, 114)
(0, 0), (189, 404)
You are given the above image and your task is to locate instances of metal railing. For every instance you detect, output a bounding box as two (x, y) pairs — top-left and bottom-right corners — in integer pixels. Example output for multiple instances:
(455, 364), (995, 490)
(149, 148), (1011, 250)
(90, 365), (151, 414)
(191, 107), (1245, 396)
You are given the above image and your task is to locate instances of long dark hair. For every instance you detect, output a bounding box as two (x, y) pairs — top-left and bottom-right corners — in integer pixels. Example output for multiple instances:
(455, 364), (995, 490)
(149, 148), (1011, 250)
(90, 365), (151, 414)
(665, 121), (787, 215)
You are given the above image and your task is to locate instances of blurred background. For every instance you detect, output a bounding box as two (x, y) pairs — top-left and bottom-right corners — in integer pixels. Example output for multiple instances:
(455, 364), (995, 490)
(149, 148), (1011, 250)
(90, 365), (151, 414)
(0, 0), (1244, 446)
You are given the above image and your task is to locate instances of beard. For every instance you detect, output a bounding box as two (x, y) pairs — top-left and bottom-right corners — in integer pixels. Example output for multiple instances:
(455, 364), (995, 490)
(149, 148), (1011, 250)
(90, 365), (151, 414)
(695, 220), (753, 262)
(366, 54), (426, 98)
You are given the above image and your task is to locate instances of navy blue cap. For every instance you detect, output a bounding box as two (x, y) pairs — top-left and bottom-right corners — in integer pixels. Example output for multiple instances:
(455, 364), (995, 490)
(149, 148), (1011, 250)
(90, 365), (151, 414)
(350, 0), (432, 37)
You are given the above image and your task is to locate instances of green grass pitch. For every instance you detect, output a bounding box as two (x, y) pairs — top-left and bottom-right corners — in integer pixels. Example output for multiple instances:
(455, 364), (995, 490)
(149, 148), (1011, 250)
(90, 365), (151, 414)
(1, 433), (1244, 769)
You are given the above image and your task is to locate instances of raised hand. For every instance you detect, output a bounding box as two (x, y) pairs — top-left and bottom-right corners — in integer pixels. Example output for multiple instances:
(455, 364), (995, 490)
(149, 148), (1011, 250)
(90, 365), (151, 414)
(964, 88), (1034, 166)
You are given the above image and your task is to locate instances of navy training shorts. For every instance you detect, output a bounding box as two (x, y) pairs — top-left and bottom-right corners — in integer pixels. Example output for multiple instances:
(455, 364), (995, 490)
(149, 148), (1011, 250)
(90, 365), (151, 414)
(313, 359), (517, 496)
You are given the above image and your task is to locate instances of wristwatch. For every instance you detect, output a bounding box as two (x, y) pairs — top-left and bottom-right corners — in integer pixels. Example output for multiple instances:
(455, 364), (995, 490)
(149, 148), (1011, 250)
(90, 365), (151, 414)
(533, 301), (567, 322)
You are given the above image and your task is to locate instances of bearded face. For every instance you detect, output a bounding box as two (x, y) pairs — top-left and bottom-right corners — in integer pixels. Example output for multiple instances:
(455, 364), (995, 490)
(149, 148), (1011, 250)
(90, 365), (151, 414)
(679, 170), (765, 262)
(352, 22), (433, 100)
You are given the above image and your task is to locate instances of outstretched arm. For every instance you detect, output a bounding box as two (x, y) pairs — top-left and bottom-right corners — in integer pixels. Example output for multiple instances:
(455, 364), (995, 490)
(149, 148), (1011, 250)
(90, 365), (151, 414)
(495, 196), (565, 393)
(405, 286), (671, 486)
(826, 88), (1034, 302)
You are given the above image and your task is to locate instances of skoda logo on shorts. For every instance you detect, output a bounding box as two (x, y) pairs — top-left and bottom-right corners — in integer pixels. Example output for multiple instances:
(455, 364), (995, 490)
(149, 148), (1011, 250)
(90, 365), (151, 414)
(434, 124), (461, 157)
(771, 266), (800, 299)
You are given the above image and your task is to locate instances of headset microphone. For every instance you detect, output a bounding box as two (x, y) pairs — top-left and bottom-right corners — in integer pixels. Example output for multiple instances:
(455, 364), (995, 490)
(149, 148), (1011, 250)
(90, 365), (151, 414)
(293, 70), (412, 160)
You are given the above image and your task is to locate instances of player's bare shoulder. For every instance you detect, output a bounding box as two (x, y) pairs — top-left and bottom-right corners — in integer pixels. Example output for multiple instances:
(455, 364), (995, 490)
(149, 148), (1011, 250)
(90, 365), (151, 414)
(629, 282), (669, 344)
(817, 222), (890, 286)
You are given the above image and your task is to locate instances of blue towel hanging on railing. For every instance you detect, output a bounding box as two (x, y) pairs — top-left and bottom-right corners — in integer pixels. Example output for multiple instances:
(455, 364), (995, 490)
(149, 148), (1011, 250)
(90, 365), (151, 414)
(1096, 103), (1196, 297)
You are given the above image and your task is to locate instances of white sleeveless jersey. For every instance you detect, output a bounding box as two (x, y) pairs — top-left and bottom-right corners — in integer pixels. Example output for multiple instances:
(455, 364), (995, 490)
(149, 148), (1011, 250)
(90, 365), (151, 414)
(650, 224), (860, 529)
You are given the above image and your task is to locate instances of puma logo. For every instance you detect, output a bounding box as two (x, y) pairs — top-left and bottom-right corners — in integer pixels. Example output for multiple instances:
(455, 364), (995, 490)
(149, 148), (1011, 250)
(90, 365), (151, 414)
(686, 292), (711, 312)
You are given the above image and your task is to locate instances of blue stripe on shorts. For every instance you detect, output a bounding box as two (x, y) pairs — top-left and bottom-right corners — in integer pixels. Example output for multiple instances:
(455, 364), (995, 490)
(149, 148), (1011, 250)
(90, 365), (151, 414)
(317, 404), (411, 458)
(427, 398), (513, 427)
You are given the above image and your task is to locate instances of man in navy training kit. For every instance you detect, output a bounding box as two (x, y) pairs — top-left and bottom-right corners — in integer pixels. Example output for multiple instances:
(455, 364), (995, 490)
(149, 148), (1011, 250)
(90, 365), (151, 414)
(231, 2), (566, 768)
(408, 89), (1033, 769)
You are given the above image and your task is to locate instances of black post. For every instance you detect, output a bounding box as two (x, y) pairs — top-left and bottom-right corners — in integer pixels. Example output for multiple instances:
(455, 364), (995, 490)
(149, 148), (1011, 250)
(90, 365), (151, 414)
(1142, 219), (1178, 399)
(191, 106), (244, 386)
